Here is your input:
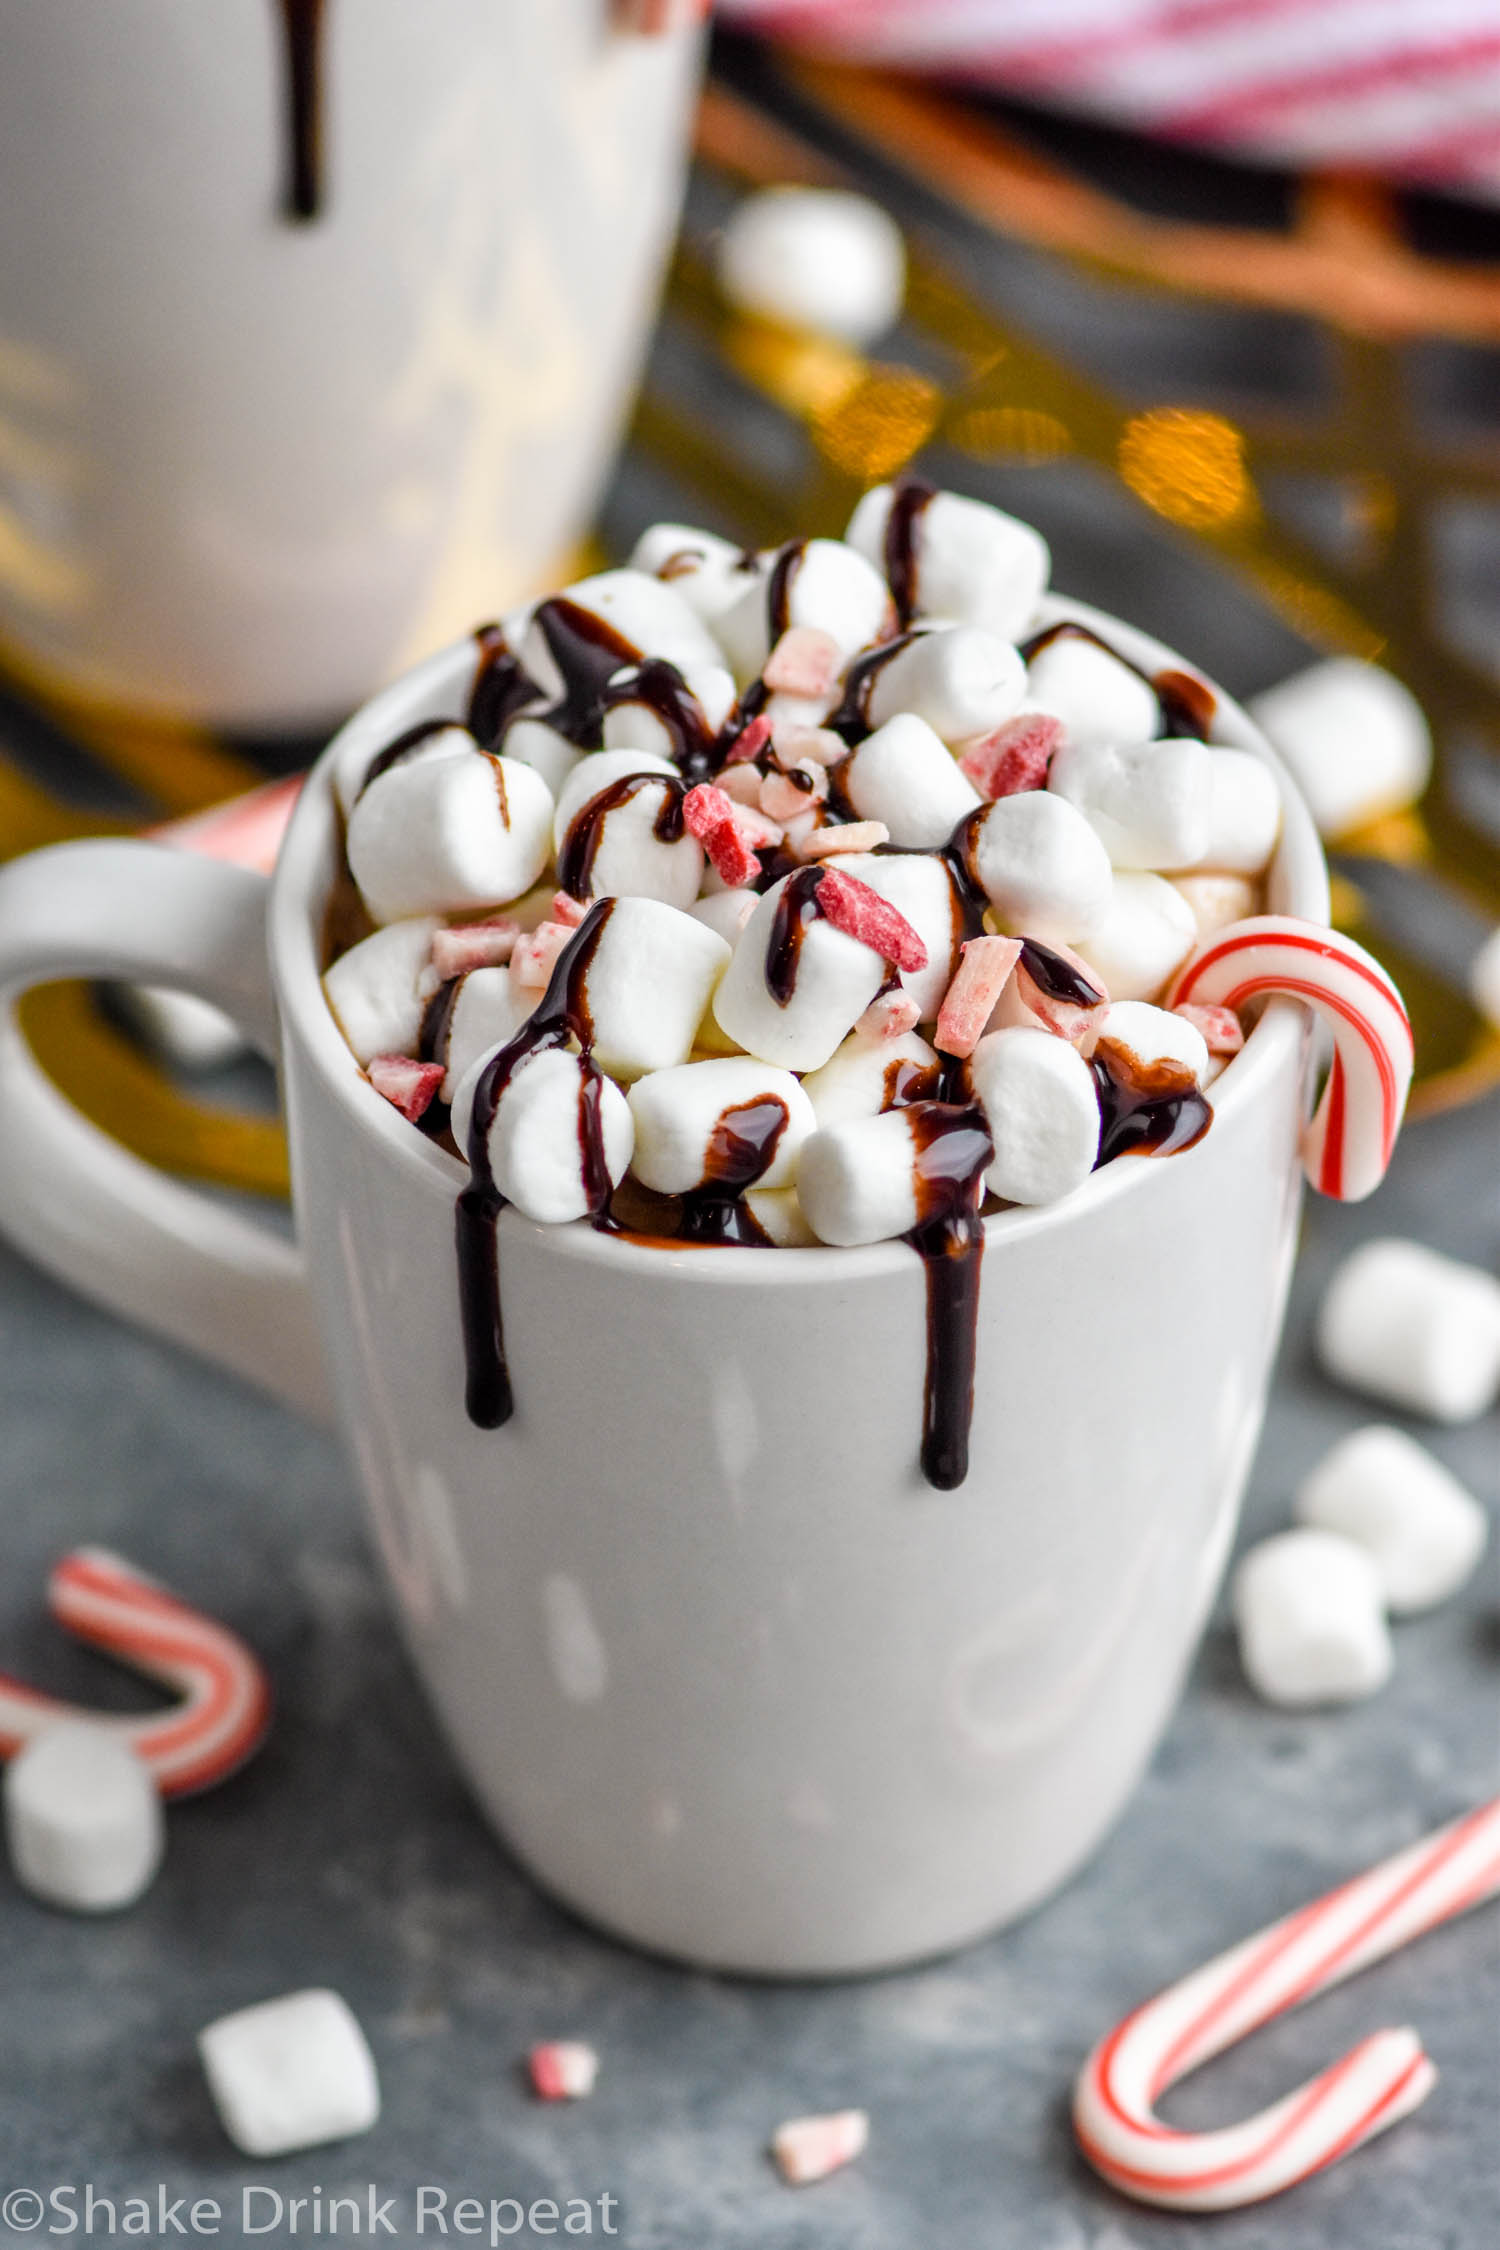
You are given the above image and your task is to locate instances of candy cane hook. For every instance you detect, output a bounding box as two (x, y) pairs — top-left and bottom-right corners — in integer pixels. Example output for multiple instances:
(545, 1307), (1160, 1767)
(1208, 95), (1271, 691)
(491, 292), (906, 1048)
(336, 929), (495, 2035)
(1167, 915), (1413, 1202)
(0, 1549), (271, 1798)
(1074, 1798), (1500, 2211)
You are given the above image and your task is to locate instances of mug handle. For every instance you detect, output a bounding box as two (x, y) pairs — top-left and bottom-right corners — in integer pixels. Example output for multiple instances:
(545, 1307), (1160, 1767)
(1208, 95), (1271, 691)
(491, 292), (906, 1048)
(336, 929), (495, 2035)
(0, 838), (330, 1421)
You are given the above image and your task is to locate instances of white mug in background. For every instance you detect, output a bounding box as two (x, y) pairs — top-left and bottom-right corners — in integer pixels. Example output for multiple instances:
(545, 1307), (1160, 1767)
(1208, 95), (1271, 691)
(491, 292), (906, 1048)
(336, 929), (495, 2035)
(0, 0), (701, 730)
(0, 603), (1327, 1976)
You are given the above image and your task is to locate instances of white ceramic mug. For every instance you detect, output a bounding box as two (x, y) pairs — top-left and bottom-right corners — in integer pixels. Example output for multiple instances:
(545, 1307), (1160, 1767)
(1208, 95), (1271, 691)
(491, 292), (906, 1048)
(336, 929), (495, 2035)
(0, 0), (700, 729)
(0, 602), (1327, 1975)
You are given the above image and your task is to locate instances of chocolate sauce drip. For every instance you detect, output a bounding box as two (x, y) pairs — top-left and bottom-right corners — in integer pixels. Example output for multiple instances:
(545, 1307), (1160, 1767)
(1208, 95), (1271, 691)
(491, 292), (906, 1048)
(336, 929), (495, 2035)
(556, 771), (686, 901)
(1018, 937), (1105, 1008)
(417, 976), (462, 1070)
(456, 901), (616, 1428)
(884, 478), (935, 628)
(715, 677), (769, 769)
(533, 599), (640, 747)
(900, 1098), (993, 1491)
(829, 631), (920, 747)
(765, 540), (807, 640)
(1018, 621), (1217, 742)
(1091, 1050), (1213, 1166)
(467, 623), (541, 749)
(764, 864), (829, 1003)
(677, 1095), (789, 1246)
(603, 659), (720, 786)
(930, 809), (993, 942)
(277, 0), (327, 221)
(358, 718), (460, 803)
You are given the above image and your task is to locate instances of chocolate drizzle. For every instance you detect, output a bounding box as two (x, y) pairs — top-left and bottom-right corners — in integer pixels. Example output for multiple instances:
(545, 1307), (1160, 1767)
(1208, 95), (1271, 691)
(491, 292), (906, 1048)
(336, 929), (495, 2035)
(1091, 1047), (1213, 1166)
(456, 901), (617, 1428)
(829, 631), (920, 748)
(417, 976), (462, 1071)
(763, 865), (831, 1004)
(468, 623), (540, 749)
(358, 718), (461, 803)
(1019, 621), (1218, 741)
(900, 1095), (993, 1492)
(603, 659), (721, 786)
(766, 540), (807, 640)
(556, 771), (687, 901)
(533, 599), (640, 747)
(677, 1096), (788, 1246)
(1018, 937), (1105, 1009)
(884, 478), (935, 628)
(276, 0), (327, 221)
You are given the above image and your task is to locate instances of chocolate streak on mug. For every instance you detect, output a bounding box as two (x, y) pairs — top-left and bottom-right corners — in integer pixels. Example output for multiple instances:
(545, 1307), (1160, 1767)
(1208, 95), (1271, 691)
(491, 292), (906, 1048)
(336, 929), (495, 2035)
(556, 772), (687, 901)
(677, 1096), (788, 1246)
(468, 622), (541, 749)
(1091, 1047), (1212, 1167)
(457, 900), (616, 1428)
(1018, 622), (1218, 741)
(884, 477), (935, 628)
(277, 0), (327, 222)
(900, 1096), (993, 1492)
(603, 659), (720, 786)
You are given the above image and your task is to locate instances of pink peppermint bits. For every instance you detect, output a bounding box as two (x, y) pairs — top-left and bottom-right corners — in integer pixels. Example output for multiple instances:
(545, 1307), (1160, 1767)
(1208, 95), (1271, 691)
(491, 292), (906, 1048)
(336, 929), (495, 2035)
(763, 626), (841, 699)
(770, 2109), (869, 2186)
(431, 921), (519, 980)
(528, 2041), (599, 2102)
(683, 783), (762, 887)
(798, 820), (890, 860)
(960, 713), (1063, 800)
(510, 920), (575, 992)
(549, 891), (589, 929)
(1174, 1002), (1244, 1056)
(936, 936), (1022, 1057)
(724, 712), (773, 765)
(368, 1054), (444, 1123)
(858, 990), (922, 1039)
(817, 868), (929, 972)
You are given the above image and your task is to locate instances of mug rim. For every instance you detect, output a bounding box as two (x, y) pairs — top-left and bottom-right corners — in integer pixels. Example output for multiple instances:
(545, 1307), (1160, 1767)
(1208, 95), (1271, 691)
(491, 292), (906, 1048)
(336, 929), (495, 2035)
(269, 592), (1329, 1282)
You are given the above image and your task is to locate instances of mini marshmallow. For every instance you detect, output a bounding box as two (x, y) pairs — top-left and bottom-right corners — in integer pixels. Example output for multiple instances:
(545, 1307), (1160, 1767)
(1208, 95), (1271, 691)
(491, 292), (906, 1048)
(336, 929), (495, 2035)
(717, 184), (905, 345)
(689, 889), (759, 945)
(602, 661), (737, 765)
(1469, 926), (1500, 1033)
(501, 713), (587, 798)
(834, 712), (982, 849)
(552, 751), (702, 910)
(574, 897), (731, 1083)
(1317, 1238), (1500, 1423)
(1295, 1425), (1488, 1615)
(712, 875), (890, 1073)
(771, 2108), (870, 2187)
(863, 624), (1027, 745)
(744, 1186), (818, 1246)
(523, 569), (723, 696)
(1074, 872), (1198, 1002)
(797, 1108), (924, 1246)
(969, 1027), (1101, 1204)
(439, 967), (532, 1101)
(1199, 749), (1282, 876)
(347, 753), (554, 924)
(835, 851), (962, 1021)
(1092, 1000), (1209, 1087)
(962, 791), (1114, 944)
(333, 719), (473, 820)
(1171, 871), (1259, 940)
(1232, 1529), (1393, 1708)
(453, 1045), (633, 1223)
(198, 1989), (380, 2158)
(716, 539), (891, 683)
(4, 1724), (164, 1913)
(119, 986), (247, 1071)
(1048, 736), (1213, 870)
(846, 484), (1050, 640)
(1249, 657), (1431, 839)
(627, 1058), (814, 1193)
(322, 917), (441, 1065)
(800, 1028), (939, 1127)
(1025, 632), (1160, 753)
(630, 524), (759, 625)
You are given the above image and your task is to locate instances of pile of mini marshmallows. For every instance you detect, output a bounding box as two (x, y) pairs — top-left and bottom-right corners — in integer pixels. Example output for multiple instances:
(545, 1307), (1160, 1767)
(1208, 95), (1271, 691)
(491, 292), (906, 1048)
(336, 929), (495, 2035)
(1233, 1238), (1498, 1708)
(324, 485), (1283, 1242)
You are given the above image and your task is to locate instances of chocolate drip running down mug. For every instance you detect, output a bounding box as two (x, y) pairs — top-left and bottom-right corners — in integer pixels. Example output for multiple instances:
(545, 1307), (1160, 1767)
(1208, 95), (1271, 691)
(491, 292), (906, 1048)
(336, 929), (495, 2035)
(0, 1), (701, 729)
(0, 602), (1327, 1976)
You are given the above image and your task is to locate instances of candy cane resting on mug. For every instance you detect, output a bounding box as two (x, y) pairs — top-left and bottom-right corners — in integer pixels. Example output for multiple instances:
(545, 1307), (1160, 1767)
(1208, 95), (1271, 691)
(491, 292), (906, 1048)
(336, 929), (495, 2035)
(0, 1549), (271, 1798)
(1167, 916), (1413, 1201)
(1074, 1798), (1500, 2212)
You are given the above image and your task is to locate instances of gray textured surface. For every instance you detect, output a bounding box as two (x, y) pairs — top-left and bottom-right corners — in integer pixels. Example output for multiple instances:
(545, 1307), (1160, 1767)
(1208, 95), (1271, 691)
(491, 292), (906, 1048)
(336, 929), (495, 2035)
(0, 1084), (1495, 2246)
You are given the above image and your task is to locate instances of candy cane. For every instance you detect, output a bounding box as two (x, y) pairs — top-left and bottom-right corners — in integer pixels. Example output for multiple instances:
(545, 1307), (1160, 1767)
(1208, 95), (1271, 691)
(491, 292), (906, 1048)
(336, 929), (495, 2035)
(147, 772), (304, 877)
(1074, 1798), (1500, 2212)
(1166, 916), (1413, 1201)
(0, 1549), (271, 1798)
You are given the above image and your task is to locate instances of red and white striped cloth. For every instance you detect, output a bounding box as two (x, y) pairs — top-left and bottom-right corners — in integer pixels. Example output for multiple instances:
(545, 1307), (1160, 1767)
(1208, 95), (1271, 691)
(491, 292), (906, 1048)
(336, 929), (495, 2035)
(722, 0), (1500, 201)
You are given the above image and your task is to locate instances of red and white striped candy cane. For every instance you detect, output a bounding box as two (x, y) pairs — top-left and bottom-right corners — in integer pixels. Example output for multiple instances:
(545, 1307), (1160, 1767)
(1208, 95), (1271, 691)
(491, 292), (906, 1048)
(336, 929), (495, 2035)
(147, 771), (304, 878)
(0, 1548), (271, 1798)
(1166, 915), (1413, 1202)
(1074, 1798), (1500, 2212)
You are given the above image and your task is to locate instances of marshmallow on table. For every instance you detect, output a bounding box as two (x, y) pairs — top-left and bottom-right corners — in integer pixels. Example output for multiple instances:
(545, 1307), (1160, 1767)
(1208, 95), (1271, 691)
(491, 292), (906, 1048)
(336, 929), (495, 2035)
(523, 568), (724, 693)
(347, 753), (554, 924)
(1074, 872), (1198, 1002)
(717, 185), (905, 345)
(716, 538), (891, 683)
(801, 1027), (938, 1126)
(961, 791), (1114, 944)
(847, 483), (1050, 641)
(572, 897), (730, 1083)
(1025, 632), (1160, 753)
(529, 2041), (599, 2101)
(863, 624), (1027, 745)
(322, 917), (440, 1065)
(1200, 750), (1283, 876)
(4, 1724), (164, 1913)
(712, 876), (890, 1073)
(627, 1057), (814, 1193)
(797, 1106), (925, 1245)
(1232, 1529), (1393, 1707)
(199, 1989), (380, 2158)
(1295, 1426), (1488, 1615)
(1317, 1238), (1500, 1423)
(1249, 657), (1432, 840)
(1470, 926), (1500, 1033)
(835, 851), (962, 1021)
(1171, 871), (1259, 940)
(833, 713), (982, 849)
(630, 524), (759, 625)
(1049, 736), (1213, 870)
(969, 1027), (1101, 1205)
(333, 719), (473, 821)
(552, 751), (702, 910)
(119, 985), (247, 1071)
(1092, 1000), (1209, 1087)
(451, 1045), (634, 1221)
